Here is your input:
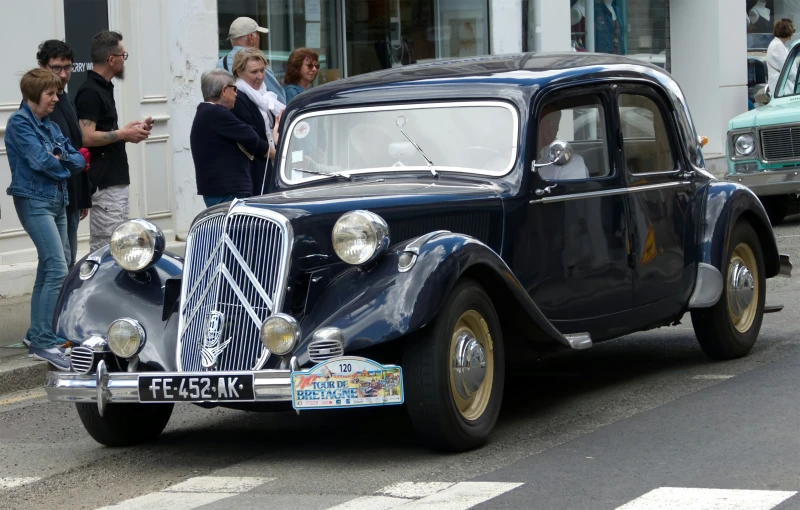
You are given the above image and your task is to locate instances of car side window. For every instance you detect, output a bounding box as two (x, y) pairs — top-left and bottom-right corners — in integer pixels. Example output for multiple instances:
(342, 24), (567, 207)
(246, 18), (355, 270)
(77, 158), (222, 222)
(536, 95), (611, 181)
(619, 93), (676, 174)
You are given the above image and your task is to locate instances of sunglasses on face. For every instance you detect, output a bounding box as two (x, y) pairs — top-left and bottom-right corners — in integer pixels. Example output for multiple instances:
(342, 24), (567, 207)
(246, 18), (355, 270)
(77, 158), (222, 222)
(305, 62), (320, 69)
(224, 84), (238, 92)
(48, 65), (73, 74)
(111, 52), (129, 61)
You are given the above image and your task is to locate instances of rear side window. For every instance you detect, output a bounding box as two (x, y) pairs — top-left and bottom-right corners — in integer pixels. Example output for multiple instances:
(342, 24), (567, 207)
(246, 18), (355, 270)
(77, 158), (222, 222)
(536, 95), (611, 181)
(619, 94), (676, 174)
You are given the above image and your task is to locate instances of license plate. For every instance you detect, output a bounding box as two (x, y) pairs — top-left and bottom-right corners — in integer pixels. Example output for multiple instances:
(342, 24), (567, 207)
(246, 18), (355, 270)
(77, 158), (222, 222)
(291, 356), (403, 410)
(138, 374), (255, 402)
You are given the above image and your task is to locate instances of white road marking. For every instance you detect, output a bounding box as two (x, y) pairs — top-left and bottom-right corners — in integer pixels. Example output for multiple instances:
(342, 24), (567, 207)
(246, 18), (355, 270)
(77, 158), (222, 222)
(0, 477), (40, 489)
(376, 482), (455, 499)
(163, 476), (273, 493)
(691, 375), (735, 380)
(400, 482), (524, 509)
(96, 476), (274, 509)
(615, 487), (797, 510)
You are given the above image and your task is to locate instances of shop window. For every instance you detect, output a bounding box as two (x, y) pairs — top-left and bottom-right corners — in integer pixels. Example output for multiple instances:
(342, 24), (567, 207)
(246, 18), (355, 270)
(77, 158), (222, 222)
(747, 1), (800, 51)
(569, 0), (670, 72)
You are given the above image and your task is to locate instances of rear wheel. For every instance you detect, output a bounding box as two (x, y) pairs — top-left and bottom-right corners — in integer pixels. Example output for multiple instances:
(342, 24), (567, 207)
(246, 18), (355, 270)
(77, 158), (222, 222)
(761, 195), (789, 226)
(403, 279), (504, 452)
(76, 402), (173, 447)
(691, 221), (766, 360)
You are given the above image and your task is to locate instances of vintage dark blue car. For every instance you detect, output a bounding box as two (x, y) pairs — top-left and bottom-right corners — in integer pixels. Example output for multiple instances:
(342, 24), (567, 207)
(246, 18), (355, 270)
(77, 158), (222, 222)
(46, 53), (792, 452)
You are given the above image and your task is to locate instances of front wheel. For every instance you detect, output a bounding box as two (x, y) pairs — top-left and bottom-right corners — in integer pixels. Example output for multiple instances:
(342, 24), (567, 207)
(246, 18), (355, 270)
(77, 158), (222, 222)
(76, 402), (174, 447)
(403, 279), (505, 452)
(691, 221), (766, 360)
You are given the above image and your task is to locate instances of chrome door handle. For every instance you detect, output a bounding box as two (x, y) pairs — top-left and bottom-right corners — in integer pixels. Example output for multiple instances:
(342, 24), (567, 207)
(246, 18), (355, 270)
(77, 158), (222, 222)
(534, 183), (558, 196)
(677, 170), (695, 180)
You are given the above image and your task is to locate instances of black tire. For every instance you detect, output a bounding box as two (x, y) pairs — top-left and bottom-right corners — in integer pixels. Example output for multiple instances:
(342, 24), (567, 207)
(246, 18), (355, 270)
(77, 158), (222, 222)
(761, 195), (789, 226)
(76, 402), (174, 447)
(403, 279), (505, 452)
(691, 221), (766, 360)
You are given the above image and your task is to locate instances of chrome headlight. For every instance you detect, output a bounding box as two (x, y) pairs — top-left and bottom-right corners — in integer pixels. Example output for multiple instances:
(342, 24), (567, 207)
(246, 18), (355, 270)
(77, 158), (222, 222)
(734, 134), (756, 156)
(260, 314), (301, 355)
(107, 318), (146, 358)
(332, 210), (390, 265)
(110, 219), (165, 272)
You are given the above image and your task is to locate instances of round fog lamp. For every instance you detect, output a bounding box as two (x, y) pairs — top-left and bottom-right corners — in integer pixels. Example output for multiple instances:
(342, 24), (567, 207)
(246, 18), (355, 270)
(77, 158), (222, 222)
(332, 210), (390, 265)
(107, 318), (146, 358)
(260, 314), (300, 355)
(110, 219), (164, 272)
(735, 134), (756, 156)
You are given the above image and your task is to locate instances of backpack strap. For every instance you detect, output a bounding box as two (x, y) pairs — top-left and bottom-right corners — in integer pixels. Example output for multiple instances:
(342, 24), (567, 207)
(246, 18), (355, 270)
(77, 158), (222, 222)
(222, 54), (230, 71)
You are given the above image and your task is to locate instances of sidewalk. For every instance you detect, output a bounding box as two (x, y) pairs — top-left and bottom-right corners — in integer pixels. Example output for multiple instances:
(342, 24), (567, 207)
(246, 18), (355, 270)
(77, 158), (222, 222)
(0, 295), (50, 395)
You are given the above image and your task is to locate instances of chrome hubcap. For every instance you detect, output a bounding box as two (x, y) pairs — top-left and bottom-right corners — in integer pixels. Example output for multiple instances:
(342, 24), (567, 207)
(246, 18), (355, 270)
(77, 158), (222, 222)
(728, 260), (755, 316)
(452, 331), (487, 400)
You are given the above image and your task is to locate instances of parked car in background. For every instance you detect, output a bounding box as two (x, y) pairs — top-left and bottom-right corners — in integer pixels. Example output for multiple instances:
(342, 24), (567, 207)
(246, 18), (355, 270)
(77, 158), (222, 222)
(47, 53), (791, 453)
(727, 41), (800, 224)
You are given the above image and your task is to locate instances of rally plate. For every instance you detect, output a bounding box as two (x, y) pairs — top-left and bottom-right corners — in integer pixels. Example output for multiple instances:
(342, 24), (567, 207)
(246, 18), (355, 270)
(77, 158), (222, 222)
(291, 356), (403, 410)
(138, 374), (255, 402)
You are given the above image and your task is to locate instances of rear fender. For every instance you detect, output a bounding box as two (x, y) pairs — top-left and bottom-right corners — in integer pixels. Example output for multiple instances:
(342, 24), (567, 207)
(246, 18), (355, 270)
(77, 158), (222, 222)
(293, 232), (570, 366)
(54, 247), (184, 371)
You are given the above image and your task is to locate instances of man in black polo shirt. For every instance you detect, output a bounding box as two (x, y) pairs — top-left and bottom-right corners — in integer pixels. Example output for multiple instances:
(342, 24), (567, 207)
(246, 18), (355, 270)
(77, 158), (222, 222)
(35, 39), (93, 268)
(75, 31), (152, 252)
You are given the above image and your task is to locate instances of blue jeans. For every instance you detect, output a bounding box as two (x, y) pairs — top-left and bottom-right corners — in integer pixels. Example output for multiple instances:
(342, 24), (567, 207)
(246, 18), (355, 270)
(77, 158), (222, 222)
(66, 209), (80, 268)
(14, 195), (68, 350)
(203, 194), (248, 208)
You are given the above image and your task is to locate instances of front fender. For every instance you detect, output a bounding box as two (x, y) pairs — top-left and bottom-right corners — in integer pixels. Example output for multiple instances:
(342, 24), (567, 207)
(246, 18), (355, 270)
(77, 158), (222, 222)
(700, 180), (779, 277)
(54, 248), (184, 371)
(293, 233), (570, 366)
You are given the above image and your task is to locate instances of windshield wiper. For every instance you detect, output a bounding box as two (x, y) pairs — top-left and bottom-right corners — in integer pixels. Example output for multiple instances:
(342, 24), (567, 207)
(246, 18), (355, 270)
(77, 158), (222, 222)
(292, 167), (352, 180)
(396, 116), (438, 177)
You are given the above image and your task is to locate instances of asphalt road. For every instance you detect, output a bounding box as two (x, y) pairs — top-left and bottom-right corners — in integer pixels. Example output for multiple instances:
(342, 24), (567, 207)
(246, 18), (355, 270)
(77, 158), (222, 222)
(2, 216), (800, 510)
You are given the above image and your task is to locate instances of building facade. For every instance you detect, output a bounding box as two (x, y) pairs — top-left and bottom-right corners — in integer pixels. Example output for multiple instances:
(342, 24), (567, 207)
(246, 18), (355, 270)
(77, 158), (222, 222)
(0, 0), (761, 293)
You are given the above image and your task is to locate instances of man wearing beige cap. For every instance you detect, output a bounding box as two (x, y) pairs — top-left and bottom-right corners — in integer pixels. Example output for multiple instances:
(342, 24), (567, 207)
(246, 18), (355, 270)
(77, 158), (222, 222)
(217, 16), (286, 104)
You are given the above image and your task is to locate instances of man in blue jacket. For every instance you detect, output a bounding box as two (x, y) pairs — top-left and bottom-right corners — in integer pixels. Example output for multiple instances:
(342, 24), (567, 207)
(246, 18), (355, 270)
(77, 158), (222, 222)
(191, 69), (275, 207)
(217, 17), (287, 105)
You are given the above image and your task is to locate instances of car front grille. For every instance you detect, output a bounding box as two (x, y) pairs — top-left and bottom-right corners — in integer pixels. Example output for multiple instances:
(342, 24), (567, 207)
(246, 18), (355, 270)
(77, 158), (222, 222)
(761, 126), (800, 162)
(70, 346), (94, 374)
(178, 206), (292, 371)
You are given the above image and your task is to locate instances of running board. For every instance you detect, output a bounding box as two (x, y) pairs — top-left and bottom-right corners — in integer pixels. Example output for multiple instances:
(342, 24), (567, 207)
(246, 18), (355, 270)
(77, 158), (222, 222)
(764, 304), (784, 314)
(564, 333), (592, 350)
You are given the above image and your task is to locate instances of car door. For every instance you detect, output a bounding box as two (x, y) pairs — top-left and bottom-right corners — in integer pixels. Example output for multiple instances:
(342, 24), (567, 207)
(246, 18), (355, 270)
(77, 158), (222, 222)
(615, 84), (698, 313)
(520, 86), (633, 335)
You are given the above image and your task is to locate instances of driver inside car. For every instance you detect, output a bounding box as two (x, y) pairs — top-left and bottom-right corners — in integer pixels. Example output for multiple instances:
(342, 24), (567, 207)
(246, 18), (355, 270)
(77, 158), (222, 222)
(536, 105), (589, 181)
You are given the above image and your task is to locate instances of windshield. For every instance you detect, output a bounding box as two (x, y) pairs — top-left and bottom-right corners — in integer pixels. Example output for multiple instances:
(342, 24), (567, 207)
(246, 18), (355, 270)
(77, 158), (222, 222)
(280, 102), (518, 183)
(774, 41), (800, 98)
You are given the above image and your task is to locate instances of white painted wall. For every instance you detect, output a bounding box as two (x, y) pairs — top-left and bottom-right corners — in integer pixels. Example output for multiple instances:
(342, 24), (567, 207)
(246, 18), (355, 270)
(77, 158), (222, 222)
(529, 0), (572, 52)
(490, 0), (523, 54)
(671, 0), (747, 156)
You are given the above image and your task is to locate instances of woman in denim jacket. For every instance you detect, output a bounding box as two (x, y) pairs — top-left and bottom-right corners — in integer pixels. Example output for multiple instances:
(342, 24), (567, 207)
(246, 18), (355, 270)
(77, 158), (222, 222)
(5, 69), (85, 370)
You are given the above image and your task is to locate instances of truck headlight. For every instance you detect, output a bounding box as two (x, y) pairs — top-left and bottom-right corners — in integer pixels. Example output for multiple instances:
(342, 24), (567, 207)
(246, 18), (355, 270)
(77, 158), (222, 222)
(260, 314), (300, 355)
(107, 318), (146, 358)
(110, 219), (164, 272)
(332, 210), (390, 265)
(734, 134), (756, 156)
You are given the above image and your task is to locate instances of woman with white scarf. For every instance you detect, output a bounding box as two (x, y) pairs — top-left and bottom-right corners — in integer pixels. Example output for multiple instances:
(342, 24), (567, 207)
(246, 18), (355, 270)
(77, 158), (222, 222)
(231, 48), (285, 195)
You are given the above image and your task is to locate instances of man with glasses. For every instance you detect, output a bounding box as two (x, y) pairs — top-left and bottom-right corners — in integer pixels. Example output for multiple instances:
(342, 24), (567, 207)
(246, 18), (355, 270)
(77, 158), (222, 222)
(217, 17), (286, 104)
(35, 40), (92, 269)
(75, 31), (152, 252)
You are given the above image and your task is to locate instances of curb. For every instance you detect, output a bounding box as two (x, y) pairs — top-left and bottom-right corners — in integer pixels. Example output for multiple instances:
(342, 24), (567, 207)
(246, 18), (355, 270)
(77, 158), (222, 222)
(0, 355), (49, 395)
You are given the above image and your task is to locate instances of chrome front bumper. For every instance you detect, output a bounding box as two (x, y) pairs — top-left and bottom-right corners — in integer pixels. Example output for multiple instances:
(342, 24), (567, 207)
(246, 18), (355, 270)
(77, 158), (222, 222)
(725, 167), (800, 196)
(45, 361), (293, 406)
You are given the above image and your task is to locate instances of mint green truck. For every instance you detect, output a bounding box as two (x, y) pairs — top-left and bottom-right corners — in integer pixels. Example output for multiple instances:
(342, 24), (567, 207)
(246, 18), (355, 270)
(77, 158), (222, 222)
(726, 41), (800, 225)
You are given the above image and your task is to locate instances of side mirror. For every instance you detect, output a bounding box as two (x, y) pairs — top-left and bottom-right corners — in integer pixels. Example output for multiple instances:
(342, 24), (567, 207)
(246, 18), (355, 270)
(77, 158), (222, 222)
(754, 84), (770, 104)
(533, 140), (574, 170)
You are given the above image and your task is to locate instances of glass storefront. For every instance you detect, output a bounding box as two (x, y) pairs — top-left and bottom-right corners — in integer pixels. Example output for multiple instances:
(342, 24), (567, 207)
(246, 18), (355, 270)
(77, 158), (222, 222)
(217, 0), (489, 89)
(567, 0), (670, 70)
(747, 0), (800, 51)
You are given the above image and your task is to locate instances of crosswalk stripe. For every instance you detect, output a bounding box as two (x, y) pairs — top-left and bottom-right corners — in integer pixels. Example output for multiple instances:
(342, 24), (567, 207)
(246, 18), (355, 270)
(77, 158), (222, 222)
(326, 495), (410, 510)
(399, 482), (524, 509)
(0, 477), (40, 489)
(96, 476), (274, 509)
(615, 487), (798, 510)
(376, 482), (456, 499)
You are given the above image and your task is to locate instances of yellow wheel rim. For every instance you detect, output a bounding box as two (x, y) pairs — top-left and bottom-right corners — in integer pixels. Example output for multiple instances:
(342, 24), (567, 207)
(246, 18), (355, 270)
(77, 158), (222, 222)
(727, 242), (759, 333)
(448, 310), (494, 421)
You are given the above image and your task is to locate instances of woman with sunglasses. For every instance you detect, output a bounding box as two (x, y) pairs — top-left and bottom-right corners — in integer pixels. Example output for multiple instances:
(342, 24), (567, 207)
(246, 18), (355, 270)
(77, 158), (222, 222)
(283, 48), (320, 103)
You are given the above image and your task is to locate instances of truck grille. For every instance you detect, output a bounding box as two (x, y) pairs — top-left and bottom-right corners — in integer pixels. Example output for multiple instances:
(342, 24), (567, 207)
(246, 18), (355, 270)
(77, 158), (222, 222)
(177, 206), (292, 371)
(761, 126), (800, 162)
